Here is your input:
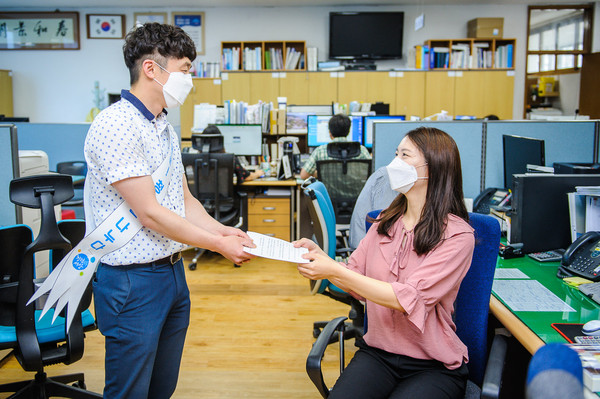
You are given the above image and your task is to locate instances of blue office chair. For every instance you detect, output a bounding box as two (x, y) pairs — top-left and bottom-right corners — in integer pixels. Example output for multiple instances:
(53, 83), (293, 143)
(301, 178), (363, 341)
(0, 175), (100, 398)
(307, 212), (508, 399)
(526, 343), (583, 399)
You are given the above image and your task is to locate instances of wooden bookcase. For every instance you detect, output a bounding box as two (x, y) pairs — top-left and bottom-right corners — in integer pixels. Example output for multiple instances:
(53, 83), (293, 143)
(425, 38), (516, 70)
(221, 41), (306, 72)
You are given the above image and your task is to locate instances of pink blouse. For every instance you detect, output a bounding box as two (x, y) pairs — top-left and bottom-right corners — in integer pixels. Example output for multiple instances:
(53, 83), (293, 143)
(346, 213), (475, 369)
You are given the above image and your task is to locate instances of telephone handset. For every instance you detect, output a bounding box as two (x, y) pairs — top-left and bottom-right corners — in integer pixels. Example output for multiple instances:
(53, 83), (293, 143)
(557, 231), (600, 281)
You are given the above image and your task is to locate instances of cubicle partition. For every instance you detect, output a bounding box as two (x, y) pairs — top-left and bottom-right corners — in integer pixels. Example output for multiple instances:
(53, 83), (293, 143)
(372, 121), (484, 199)
(484, 121), (598, 189)
(373, 120), (600, 199)
(14, 123), (90, 171)
(0, 124), (21, 225)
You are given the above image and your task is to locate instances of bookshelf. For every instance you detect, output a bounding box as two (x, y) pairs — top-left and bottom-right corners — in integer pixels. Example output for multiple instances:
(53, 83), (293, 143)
(421, 38), (516, 70)
(221, 41), (306, 72)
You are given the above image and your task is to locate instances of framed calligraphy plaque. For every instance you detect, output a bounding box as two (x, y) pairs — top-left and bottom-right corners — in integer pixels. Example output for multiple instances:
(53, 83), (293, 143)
(0, 11), (80, 50)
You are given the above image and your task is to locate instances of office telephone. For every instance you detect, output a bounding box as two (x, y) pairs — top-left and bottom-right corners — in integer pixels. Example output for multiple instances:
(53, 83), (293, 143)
(473, 187), (511, 214)
(557, 231), (600, 281)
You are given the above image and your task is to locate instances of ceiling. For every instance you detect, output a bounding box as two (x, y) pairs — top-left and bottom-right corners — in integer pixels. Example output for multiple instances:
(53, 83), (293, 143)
(0, 0), (587, 8)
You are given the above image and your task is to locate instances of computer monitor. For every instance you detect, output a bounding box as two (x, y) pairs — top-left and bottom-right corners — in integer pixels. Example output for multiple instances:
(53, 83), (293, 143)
(307, 115), (364, 147)
(502, 134), (545, 189)
(191, 134), (224, 153)
(510, 174), (600, 253)
(214, 124), (262, 156)
(363, 115), (406, 149)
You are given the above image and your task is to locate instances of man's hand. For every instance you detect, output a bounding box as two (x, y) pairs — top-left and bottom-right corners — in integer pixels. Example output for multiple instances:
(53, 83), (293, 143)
(220, 226), (251, 240)
(216, 235), (256, 264)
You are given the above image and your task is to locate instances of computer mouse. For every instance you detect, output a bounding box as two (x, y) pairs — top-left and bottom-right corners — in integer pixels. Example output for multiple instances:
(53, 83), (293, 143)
(582, 320), (600, 336)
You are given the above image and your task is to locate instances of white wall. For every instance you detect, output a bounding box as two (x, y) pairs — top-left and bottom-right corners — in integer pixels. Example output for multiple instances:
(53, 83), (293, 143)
(0, 3), (596, 124)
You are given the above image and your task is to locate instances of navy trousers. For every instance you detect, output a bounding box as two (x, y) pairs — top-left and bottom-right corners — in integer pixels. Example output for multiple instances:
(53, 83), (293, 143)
(93, 259), (190, 399)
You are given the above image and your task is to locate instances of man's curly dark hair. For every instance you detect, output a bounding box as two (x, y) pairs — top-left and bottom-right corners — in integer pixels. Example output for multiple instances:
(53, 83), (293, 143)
(123, 22), (197, 85)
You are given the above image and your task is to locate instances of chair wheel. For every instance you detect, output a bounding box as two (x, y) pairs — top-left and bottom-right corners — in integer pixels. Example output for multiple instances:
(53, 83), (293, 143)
(313, 328), (321, 339)
(188, 262), (197, 271)
(72, 380), (86, 389)
(234, 263), (241, 268)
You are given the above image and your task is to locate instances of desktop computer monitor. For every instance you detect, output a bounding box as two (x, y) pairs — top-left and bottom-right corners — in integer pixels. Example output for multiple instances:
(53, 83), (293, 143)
(363, 115), (406, 149)
(214, 124), (262, 156)
(503, 134), (545, 189)
(510, 174), (600, 253)
(307, 115), (364, 147)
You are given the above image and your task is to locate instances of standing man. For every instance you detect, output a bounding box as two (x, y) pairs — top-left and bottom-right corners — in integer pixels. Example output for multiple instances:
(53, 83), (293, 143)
(85, 23), (254, 398)
(299, 113), (371, 180)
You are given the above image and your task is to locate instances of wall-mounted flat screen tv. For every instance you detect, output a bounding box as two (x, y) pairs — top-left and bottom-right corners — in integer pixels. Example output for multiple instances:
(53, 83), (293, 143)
(329, 12), (404, 60)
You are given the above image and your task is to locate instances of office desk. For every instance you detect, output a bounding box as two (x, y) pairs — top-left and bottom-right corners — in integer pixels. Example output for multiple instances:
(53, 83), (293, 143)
(239, 178), (303, 241)
(491, 255), (600, 354)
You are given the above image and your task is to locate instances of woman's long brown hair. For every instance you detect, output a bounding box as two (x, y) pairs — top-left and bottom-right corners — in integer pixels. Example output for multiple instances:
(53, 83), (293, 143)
(376, 127), (468, 255)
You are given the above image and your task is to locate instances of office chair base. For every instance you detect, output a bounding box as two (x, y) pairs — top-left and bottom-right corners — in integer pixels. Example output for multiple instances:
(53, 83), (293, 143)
(0, 371), (102, 398)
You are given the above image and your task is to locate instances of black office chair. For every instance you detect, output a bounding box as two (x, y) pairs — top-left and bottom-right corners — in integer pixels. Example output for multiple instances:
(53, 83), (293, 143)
(316, 142), (372, 225)
(56, 161), (87, 219)
(0, 174), (100, 398)
(188, 153), (248, 270)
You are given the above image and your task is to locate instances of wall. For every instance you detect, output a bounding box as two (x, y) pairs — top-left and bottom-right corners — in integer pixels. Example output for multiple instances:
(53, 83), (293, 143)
(0, 3), (597, 126)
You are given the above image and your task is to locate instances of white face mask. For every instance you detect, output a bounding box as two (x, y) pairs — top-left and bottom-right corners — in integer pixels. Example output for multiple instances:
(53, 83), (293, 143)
(386, 157), (428, 194)
(153, 61), (193, 108)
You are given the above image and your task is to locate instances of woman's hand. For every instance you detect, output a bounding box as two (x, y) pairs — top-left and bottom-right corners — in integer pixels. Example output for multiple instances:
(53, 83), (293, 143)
(297, 252), (342, 281)
(293, 238), (327, 257)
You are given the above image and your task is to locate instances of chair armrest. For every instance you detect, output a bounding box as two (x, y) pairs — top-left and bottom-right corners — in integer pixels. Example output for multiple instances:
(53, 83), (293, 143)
(481, 334), (508, 399)
(306, 316), (348, 399)
(236, 191), (248, 231)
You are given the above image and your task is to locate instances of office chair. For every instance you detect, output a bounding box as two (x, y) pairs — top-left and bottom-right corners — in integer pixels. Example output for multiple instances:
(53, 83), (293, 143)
(316, 141), (372, 225)
(188, 153), (248, 270)
(56, 161), (87, 219)
(526, 343), (583, 399)
(301, 178), (363, 342)
(306, 212), (508, 399)
(0, 174), (100, 398)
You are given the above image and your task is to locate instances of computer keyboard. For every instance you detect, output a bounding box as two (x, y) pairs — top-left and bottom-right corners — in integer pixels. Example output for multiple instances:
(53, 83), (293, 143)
(528, 249), (565, 262)
(574, 335), (600, 345)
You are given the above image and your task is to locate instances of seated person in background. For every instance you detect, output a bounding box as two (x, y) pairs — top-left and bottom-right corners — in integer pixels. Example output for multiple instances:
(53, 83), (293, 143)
(349, 165), (398, 249)
(202, 125), (265, 183)
(295, 126), (474, 399)
(299, 113), (371, 180)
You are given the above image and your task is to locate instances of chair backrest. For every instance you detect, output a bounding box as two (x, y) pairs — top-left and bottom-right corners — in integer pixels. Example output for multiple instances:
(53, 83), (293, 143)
(56, 161), (87, 177)
(526, 343), (583, 399)
(191, 133), (224, 153)
(364, 210), (501, 387)
(454, 212), (501, 386)
(317, 159), (372, 225)
(194, 153), (235, 220)
(326, 141), (361, 160)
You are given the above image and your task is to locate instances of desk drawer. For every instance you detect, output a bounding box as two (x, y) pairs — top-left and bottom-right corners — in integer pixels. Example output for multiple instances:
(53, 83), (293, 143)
(248, 213), (289, 227)
(252, 226), (290, 241)
(248, 198), (290, 216)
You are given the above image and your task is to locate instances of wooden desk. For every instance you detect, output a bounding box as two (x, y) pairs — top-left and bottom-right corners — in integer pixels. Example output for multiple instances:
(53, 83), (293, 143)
(491, 255), (600, 354)
(240, 178), (303, 240)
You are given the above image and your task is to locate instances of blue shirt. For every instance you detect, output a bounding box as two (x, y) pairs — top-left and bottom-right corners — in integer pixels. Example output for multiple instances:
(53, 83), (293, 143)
(84, 90), (186, 265)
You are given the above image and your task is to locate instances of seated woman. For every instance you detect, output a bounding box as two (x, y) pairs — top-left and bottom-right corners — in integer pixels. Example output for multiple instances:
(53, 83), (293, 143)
(295, 126), (475, 399)
(202, 125), (265, 183)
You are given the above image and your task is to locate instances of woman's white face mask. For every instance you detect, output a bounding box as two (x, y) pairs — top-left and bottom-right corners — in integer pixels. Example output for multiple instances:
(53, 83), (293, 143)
(386, 157), (428, 194)
(153, 61), (193, 108)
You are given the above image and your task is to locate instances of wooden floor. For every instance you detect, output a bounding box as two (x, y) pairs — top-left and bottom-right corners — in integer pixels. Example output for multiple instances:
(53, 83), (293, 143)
(0, 250), (357, 398)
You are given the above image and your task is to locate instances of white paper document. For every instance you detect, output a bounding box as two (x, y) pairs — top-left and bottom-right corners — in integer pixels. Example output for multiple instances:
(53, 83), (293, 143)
(493, 268), (529, 279)
(492, 279), (575, 312)
(244, 231), (309, 263)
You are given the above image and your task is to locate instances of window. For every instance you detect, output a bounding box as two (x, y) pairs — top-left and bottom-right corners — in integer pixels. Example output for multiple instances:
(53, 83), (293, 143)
(526, 6), (592, 74)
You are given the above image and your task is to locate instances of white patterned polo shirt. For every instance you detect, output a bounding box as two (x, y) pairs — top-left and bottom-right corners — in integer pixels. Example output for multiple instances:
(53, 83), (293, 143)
(84, 90), (187, 266)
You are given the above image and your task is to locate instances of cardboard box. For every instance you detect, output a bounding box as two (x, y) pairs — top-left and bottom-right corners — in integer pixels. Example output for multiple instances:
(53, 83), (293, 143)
(467, 18), (503, 38)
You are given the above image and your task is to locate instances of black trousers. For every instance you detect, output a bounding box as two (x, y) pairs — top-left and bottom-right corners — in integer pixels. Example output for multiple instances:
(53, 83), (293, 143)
(329, 338), (468, 399)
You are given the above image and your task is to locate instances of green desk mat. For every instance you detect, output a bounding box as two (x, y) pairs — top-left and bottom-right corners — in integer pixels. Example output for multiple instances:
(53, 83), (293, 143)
(493, 255), (600, 344)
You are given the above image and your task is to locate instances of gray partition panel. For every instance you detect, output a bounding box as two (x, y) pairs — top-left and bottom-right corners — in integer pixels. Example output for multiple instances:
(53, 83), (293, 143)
(0, 124), (20, 225)
(15, 123), (90, 171)
(484, 121), (598, 190)
(373, 121), (484, 199)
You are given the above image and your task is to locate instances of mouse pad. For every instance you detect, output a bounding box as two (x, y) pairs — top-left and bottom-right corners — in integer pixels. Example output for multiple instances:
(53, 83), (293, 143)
(551, 323), (584, 343)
